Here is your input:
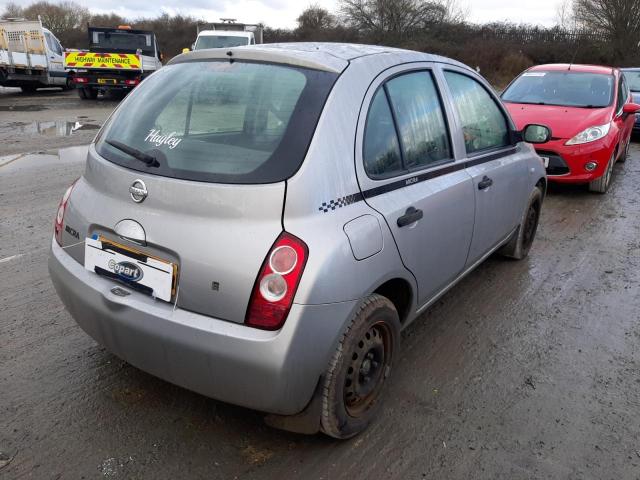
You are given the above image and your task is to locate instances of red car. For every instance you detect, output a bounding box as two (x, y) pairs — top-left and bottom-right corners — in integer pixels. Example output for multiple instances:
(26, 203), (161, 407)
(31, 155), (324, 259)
(502, 64), (640, 193)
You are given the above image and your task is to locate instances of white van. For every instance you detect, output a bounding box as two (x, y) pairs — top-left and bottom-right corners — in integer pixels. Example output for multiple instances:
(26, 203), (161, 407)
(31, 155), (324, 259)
(0, 18), (68, 93)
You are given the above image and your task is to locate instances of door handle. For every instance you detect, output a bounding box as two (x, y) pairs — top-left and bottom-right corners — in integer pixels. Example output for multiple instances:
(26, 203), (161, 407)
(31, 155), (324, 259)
(478, 176), (493, 190)
(397, 206), (423, 227)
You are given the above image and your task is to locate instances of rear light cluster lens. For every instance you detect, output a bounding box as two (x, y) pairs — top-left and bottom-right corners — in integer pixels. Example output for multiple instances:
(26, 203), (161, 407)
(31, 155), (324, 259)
(246, 232), (308, 330)
(54, 179), (78, 246)
(73, 77), (88, 84)
(124, 79), (140, 86)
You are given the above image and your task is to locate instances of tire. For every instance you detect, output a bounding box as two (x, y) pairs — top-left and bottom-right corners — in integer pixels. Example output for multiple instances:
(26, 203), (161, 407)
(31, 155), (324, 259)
(499, 186), (543, 260)
(320, 293), (400, 439)
(20, 85), (37, 93)
(63, 77), (73, 91)
(78, 87), (97, 100)
(618, 141), (629, 163)
(588, 153), (614, 193)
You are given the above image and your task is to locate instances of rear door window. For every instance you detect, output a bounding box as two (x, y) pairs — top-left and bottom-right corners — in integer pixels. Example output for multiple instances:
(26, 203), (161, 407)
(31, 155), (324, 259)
(385, 72), (451, 169)
(363, 70), (452, 179)
(444, 71), (510, 154)
(96, 61), (338, 184)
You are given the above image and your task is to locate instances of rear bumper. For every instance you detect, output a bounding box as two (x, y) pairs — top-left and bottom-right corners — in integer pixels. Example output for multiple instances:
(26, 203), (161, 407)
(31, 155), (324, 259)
(71, 71), (142, 90)
(48, 238), (357, 415)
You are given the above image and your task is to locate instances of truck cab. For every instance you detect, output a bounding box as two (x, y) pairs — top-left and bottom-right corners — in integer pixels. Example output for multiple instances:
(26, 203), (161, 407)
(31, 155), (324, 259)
(193, 30), (255, 49)
(190, 20), (263, 51)
(0, 18), (68, 92)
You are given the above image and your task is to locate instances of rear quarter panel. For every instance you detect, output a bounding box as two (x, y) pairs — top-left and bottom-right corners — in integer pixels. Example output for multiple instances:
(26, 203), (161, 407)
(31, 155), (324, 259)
(284, 54), (418, 309)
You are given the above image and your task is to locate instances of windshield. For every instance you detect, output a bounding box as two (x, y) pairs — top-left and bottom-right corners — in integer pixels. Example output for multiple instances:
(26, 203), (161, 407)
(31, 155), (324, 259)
(195, 35), (250, 49)
(502, 71), (614, 108)
(95, 61), (338, 184)
(624, 71), (640, 92)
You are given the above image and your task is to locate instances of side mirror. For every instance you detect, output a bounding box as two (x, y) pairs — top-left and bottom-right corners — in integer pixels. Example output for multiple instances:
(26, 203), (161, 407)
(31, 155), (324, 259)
(522, 124), (552, 144)
(623, 103), (640, 114)
(182, 47), (190, 53)
(158, 51), (164, 61)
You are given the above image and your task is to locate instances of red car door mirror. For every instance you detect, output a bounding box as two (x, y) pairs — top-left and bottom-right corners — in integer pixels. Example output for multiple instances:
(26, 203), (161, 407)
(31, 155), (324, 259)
(623, 103), (640, 114)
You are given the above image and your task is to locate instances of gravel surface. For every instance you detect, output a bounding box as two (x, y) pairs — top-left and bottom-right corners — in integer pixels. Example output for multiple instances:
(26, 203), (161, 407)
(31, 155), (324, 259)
(1, 89), (640, 479)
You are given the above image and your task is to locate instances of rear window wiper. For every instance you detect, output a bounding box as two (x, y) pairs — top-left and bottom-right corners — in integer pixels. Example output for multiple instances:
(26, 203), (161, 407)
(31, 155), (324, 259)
(106, 140), (160, 167)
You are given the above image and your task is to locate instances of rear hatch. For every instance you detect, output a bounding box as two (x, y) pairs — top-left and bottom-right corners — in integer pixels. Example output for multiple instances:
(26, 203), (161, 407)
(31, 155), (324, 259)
(60, 58), (337, 323)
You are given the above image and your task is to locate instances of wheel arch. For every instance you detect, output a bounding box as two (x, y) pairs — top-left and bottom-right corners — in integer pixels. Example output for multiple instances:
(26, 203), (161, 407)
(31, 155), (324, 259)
(372, 276), (414, 324)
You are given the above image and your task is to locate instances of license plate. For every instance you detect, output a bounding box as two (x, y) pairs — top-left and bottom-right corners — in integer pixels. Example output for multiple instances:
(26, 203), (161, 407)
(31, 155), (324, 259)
(84, 236), (176, 302)
(540, 156), (550, 168)
(97, 78), (117, 84)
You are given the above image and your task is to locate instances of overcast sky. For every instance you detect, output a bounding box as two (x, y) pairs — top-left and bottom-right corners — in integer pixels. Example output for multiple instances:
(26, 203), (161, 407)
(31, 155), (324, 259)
(2, 0), (563, 28)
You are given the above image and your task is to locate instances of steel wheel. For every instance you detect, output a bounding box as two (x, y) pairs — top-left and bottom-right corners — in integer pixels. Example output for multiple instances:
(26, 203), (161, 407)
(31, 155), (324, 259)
(521, 200), (539, 252)
(344, 321), (393, 417)
(320, 294), (400, 439)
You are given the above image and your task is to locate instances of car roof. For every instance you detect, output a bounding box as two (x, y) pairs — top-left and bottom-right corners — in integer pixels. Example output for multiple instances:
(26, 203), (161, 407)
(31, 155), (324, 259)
(198, 30), (252, 38)
(529, 64), (616, 75)
(169, 42), (469, 74)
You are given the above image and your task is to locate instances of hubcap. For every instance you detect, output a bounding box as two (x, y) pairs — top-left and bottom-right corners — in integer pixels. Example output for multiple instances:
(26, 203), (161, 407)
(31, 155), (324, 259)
(344, 322), (392, 417)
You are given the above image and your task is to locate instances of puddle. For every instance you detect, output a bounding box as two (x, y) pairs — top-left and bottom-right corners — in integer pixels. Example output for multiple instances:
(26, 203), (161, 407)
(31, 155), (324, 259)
(0, 104), (47, 112)
(5, 120), (100, 137)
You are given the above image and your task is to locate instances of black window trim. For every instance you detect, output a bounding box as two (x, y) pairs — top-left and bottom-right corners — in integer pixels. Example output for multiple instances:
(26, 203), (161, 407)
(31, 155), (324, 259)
(442, 67), (515, 159)
(362, 67), (456, 182)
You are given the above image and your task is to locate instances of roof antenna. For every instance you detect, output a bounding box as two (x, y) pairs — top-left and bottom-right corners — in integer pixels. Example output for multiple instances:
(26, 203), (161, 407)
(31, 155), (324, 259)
(568, 35), (581, 70)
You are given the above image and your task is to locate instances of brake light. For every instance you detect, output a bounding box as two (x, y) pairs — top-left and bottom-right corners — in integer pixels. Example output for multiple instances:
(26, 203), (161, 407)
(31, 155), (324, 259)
(245, 232), (308, 330)
(124, 79), (140, 86)
(74, 77), (88, 84)
(54, 179), (78, 246)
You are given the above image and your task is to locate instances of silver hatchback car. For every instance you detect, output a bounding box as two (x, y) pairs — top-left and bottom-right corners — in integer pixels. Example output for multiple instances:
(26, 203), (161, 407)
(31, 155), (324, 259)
(49, 43), (549, 438)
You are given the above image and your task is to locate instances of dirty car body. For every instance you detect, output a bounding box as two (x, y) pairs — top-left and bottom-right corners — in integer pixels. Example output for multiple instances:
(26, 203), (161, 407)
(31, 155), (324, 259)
(48, 43), (547, 437)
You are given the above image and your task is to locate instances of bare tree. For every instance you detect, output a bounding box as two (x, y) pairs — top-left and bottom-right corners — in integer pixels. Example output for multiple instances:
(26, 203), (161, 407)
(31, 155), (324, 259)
(555, 0), (576, 29)
(441, 0), (470, 24)
(573, 0), (640, 58)
(23, 1), (90, 31)
(339, 0), (448, 40)
(297, 4), (336, 31)
(1, 2), (24, 18)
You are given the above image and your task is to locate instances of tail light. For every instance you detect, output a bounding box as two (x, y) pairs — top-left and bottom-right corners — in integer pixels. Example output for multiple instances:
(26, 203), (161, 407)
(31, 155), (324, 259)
(245, 232), (308, 330)
(54, 179), (78, 246)
(73, 77), (88, 84)
(124, 79), (140, 86)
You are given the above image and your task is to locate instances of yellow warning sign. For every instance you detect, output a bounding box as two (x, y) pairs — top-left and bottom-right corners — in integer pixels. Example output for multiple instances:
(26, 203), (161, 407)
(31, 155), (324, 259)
(64, 52), (141, 70)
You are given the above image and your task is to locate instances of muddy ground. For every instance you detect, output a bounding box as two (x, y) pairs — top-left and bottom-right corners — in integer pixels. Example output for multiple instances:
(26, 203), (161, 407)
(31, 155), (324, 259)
(0, 87), (117, 156)
(1, 88), (640, 479)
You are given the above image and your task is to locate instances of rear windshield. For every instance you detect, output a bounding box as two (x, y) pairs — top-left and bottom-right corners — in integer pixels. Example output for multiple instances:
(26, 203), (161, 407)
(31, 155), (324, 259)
(91, 31), (154, 56)
(502, 71), (614, 108)
(195, 35), (249, 49)
(96, 61), (338, 184)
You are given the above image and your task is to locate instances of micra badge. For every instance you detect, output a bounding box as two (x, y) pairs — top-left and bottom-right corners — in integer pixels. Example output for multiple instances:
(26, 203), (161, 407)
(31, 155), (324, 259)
(65, 225), (80, 239)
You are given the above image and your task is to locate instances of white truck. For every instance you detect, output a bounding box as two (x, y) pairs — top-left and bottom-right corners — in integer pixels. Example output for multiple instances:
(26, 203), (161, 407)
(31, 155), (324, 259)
(0, 17), (68, 93)
(192, 19), (263, 50)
